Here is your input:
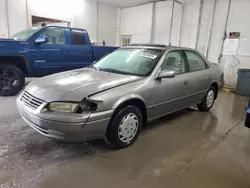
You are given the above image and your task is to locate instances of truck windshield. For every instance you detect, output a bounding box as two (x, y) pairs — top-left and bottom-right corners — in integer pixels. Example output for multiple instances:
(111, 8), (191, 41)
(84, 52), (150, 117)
(11, 27), (41, 41)
(92, 48), (163, 77)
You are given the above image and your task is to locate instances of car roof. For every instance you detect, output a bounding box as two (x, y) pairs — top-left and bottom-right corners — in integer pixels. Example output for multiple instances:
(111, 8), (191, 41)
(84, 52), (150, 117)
(125, 44), (195, 51)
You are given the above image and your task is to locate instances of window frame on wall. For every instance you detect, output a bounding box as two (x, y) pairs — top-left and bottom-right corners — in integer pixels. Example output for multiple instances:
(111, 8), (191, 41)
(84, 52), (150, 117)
(31, 15), (71, 27)
(120, 35), (132, 47)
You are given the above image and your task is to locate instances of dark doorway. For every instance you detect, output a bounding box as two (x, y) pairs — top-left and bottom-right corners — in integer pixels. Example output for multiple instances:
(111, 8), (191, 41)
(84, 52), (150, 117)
(32, 16), (70, 27)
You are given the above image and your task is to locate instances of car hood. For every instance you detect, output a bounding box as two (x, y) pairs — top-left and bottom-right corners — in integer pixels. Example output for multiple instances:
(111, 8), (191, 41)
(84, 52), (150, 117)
(25, 68), (142, 102)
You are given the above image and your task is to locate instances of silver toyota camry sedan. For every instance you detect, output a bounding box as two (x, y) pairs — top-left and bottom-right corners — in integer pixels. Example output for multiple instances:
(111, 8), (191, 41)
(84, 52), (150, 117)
(17, 44), (224, 149)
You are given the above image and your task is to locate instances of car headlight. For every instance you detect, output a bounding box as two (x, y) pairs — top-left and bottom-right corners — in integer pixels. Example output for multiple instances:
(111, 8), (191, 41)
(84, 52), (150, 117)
(46, 99), (103, 113)
(48, 102), (79, 113)
(78, 99), (103, 113)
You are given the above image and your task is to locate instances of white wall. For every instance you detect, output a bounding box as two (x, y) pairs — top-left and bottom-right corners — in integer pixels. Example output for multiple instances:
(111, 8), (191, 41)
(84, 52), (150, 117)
(183, 0), (250, 88)
(119, 0), (250, 88)
(120, 3), (153, 43)
(8, 0), (28, 35)
(171, 2), (182, 46)
(180, 0), (200, 48)
(0, 0), (118, 45)
(196, 0), (213, 55)
(98, 2), (117, 46)
(120, 1), (182, 45)
(27, 0), (73, 23)
(0, 0), (8, 37)
(220, 0), (250, 88)
(2, 0), (250, 88)
(154, 1), (173, 44)
(72, 0), (98, 41)
(207, 0), (229, 63)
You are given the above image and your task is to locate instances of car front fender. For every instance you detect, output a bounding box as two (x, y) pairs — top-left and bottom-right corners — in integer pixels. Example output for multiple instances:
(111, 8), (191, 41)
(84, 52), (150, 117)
(112, 94), (146, 110)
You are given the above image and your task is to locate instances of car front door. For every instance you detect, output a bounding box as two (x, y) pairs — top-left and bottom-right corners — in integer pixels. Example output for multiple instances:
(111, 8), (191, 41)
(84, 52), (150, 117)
(30, 27), (69, 75)
(183, 50), (211, 104)
(149, 50), (192, 119)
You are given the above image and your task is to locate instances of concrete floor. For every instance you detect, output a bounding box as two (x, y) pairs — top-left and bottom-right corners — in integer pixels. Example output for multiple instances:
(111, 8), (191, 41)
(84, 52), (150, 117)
(0, 81), (250, 188)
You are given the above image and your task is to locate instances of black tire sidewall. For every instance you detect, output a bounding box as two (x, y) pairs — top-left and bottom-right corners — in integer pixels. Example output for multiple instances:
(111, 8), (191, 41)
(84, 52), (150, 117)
(198, 86), (216, 111)
(0, 64), (25, 96)
(107, 105), (142, 149)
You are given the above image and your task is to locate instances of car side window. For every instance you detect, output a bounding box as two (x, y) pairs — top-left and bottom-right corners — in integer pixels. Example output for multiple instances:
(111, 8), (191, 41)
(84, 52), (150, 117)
(161, 51), (187, 74)
(71, 30), (86, 45)
(40, 28), (66, 45)
(185, 51), (207, 72)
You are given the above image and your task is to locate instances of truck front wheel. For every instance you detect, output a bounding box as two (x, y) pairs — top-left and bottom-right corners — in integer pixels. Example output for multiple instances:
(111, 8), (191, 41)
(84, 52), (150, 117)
(0, 64), (25, 96)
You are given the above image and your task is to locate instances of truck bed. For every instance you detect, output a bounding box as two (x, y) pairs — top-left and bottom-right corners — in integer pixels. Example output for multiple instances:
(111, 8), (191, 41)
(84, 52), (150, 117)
(92, 46), (118, 61)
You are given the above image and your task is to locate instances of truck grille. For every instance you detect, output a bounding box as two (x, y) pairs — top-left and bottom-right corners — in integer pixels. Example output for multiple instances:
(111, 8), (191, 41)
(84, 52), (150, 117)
(21, 91), (44, 109)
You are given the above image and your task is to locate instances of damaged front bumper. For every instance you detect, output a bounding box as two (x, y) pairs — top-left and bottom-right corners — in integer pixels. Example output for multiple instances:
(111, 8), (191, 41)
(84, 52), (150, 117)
(16, 93), (113, 141)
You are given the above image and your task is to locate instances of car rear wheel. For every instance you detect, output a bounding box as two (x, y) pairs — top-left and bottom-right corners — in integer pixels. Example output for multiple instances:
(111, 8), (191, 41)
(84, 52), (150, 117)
(105, 105), (142, 149)
(197, 85), (216, 112)
(0, 64), (25, 96)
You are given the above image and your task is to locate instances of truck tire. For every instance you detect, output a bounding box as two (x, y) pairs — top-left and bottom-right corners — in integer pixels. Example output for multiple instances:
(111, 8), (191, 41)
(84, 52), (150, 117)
(0, 64), (25, 96)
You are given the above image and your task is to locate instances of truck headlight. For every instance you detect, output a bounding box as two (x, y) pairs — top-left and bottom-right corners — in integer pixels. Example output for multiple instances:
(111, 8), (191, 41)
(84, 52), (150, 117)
(48, 102), (79, 113)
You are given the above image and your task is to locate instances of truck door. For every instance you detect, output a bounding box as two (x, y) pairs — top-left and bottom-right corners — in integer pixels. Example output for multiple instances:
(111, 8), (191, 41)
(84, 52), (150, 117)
(65, 29), (93, 69)
(29, 27), (70, 75)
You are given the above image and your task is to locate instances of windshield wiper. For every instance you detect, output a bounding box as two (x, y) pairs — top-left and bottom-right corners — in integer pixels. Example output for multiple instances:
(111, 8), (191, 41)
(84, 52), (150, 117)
(99, 68), (129, 75)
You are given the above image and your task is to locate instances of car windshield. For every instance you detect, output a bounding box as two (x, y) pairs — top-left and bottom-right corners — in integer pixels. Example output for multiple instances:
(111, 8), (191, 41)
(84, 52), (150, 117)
(93, 48), (163, 77)
(11, 27), (41, 41)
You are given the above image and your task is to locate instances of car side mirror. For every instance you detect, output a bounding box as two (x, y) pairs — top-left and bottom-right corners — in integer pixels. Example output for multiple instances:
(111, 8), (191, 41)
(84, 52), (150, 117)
(156, 70), (176, 79)
(35, 36), (49, 44)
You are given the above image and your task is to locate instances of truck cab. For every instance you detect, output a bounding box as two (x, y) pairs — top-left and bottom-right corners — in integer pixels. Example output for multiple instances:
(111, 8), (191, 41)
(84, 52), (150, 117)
(0, 26), (118, 96)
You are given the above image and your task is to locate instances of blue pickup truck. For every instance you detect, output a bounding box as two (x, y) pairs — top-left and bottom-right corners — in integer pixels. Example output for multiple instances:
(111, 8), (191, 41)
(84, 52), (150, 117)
(0, 25), (118, 96)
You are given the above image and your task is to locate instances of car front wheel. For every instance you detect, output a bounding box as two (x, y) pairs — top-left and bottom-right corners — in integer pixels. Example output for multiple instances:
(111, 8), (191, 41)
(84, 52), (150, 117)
(106, 105), (142, 149)
(197, 86), (216, 111)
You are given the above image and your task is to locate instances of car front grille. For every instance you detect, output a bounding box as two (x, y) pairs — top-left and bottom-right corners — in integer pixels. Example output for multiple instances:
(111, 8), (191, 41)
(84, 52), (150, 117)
(21, 91), (44, 109)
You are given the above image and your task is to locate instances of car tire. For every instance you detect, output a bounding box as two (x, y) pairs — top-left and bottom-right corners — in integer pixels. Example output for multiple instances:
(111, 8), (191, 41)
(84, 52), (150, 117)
(106, 105), (142, 149)
(0, 64), (25, 96)
(197, 85), (216, 112)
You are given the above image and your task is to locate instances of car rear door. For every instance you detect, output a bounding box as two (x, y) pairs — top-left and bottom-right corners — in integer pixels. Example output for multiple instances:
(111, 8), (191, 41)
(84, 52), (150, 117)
(65, 29), (93, 69)
(183, 50), (211, 104)
(150, 50), (192, 118)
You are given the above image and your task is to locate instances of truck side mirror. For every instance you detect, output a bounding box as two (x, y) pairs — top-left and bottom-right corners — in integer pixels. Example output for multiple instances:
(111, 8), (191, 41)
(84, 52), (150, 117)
(35, 36), (49, 44)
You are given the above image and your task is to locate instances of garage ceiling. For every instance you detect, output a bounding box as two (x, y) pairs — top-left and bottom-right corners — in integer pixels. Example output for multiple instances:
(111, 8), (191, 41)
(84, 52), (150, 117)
(98, 0), (155, 6)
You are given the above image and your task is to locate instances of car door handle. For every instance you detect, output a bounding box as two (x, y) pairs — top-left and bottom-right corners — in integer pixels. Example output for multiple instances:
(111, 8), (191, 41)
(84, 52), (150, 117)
(83, 49), (90, 52)
(61, 48), (69, 52)
(184, 80), (189, 85)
